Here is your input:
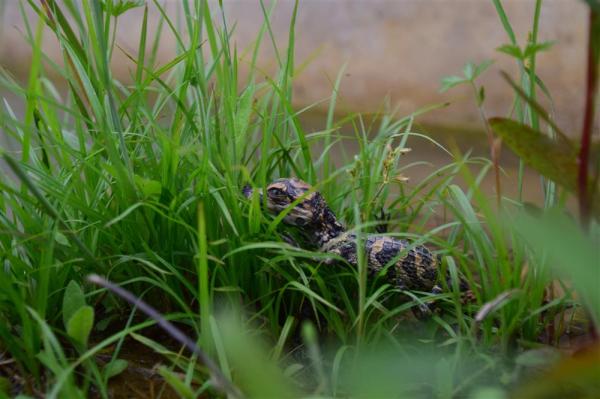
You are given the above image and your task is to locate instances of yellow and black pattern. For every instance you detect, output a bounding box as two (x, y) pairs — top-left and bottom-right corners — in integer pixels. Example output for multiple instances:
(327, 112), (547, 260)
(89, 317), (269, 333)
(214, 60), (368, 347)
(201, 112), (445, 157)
(323, 233), (439, 292)
(244, 177), (463, 295)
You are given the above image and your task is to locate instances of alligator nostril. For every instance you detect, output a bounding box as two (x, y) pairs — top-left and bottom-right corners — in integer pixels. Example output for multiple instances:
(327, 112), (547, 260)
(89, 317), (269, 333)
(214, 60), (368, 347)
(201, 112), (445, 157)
(242, 184), (253, 198)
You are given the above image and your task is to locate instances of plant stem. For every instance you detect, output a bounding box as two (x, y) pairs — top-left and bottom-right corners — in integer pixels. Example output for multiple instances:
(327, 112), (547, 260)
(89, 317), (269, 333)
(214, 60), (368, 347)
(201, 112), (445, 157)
(579, 8), (599, 228)
(198, 200), (211, 350)
(528, 0), (542, 132)
(472, 82), (502, 208)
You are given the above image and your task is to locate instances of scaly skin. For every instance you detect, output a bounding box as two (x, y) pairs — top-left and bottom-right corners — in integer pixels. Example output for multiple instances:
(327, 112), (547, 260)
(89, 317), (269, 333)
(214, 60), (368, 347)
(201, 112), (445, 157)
(322, 233), (440, 292)
(244, 177), (466, 297)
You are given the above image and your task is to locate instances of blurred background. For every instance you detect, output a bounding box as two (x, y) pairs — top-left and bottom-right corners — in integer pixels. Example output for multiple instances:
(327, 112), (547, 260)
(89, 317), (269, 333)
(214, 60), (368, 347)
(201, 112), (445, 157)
(0, 0), (591, 202)
(0, 0), (588, 133)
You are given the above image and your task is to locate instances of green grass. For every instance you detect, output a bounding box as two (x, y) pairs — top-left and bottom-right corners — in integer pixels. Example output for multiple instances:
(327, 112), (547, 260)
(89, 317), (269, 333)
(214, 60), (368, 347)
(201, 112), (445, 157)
(0, 0), (598, 398)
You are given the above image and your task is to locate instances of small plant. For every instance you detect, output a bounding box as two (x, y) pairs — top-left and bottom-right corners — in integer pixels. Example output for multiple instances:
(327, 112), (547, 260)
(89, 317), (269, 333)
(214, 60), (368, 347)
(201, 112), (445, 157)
(440, 59), (501, 205)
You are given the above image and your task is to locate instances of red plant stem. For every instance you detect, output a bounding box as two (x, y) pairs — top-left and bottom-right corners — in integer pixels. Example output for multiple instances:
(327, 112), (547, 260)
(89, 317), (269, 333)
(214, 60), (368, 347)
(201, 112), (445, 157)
(579, 8), (598, 227)
(479, 104), (502, 208)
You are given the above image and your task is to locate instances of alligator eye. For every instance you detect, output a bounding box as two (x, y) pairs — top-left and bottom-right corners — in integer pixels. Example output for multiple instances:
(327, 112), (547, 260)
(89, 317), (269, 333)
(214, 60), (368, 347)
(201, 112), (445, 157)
(267, 187), (285, 197)
(267, 187), (290, 205)
(295, 217), (307, 226)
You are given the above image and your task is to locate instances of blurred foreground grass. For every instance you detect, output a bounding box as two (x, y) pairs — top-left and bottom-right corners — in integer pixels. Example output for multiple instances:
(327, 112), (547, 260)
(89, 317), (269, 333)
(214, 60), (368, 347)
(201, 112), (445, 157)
(0, 0), (598, 398)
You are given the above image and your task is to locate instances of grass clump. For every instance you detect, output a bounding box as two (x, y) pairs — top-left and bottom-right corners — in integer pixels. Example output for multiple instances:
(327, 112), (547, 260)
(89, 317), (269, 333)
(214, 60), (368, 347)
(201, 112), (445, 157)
(0, 0), (598, 398)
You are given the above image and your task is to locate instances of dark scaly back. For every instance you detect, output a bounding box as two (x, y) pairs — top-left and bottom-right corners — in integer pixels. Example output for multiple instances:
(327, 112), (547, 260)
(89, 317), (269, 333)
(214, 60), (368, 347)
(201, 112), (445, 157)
(309, 193), (345, 248)
(362, 236), (439, 291)
(247, 178), (470, 295)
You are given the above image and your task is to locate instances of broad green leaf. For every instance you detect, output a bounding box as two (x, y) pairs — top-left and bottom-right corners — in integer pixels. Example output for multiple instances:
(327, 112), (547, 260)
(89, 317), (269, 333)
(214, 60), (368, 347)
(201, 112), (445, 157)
(488, 118), (578, 192)
(491, 118), (600, 218)
(62, 280), (86, 329)
(66, 305), (94, 346)
(104, 359), (128, 380)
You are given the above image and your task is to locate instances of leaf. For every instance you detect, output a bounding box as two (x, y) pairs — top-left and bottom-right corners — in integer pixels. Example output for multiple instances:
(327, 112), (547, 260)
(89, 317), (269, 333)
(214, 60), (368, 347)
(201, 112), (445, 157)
(234, 84), (254, 139)
(100, 0), (144, 17)
(95, 315), (116, 332)
(463, 60), (494, 81)
(130, 333), (175, 356)
(54, 231), (70, 247)
(62, 280), (86, 329)
(439, 76), (466, 92)
(104, 359), (128, 380)
(488, 118), (579, 192)
(134, 175), (162, 198)
(523, 41), (555, 58)
(463, 62), (476, 80)
(523, 67), (555, 103)
(477, 86), (486, 106)
(513, 208), (600, 322)
(499, 71), (570, 143)
(288, 281), (344, 314)
(441, 60), (493, 92)
(104, 203), (145, 228)
(496, 44), (524, 59)
(66, 305), (94, 346)
(157, 366), (195, 399)
(474, 59), (494, 78)
(475, 290), (519, 323)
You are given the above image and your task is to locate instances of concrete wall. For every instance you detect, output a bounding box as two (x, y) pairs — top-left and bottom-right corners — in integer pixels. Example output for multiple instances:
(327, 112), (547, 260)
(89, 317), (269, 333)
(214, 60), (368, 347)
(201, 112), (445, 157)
(0, 0), (591, 135)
